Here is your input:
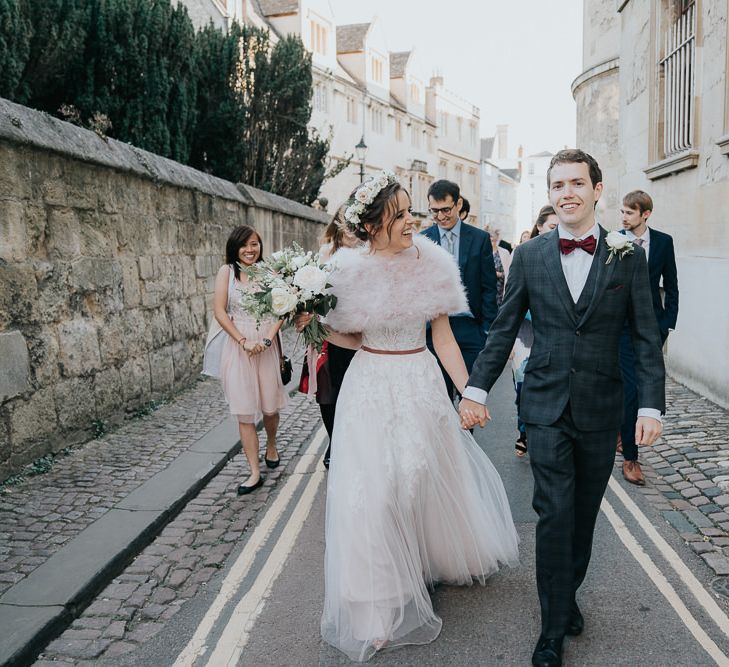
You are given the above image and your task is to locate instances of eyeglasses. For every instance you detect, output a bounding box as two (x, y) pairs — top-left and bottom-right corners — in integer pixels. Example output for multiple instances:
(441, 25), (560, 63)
(428, 205), (456, 217)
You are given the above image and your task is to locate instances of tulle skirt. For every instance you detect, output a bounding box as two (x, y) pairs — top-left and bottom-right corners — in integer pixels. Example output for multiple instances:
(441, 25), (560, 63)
(219, 315), (288, 423)
(321, 350), (519, 662)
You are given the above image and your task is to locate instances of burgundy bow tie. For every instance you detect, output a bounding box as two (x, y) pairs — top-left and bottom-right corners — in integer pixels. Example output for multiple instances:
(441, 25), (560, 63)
(559, 236), (597, 255)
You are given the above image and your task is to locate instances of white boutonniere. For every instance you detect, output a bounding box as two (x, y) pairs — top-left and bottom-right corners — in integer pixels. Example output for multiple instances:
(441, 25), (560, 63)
(605, 231), (635, 264)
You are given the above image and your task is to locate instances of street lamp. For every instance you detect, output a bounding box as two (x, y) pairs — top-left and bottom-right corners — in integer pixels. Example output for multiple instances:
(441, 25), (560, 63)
(355, 136), (367, 183)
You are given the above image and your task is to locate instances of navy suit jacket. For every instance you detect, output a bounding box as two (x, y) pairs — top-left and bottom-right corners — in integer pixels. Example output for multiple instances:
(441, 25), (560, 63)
(622, 228), (679, 337)
(421, 222), (498, 332)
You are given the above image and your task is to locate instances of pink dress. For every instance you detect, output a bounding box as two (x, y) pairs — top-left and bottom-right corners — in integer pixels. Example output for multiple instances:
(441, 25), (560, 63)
(218, 265), (288, 423)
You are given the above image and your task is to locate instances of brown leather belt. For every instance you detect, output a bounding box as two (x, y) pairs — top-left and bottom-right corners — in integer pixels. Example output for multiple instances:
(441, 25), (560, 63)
(361, 345), (426, 355)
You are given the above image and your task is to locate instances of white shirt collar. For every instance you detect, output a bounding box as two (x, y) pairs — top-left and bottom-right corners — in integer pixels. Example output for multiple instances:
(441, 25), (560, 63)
(439, 218), (462, 239)
(557, 222), (599, 241)
(625, 227), (650, 243)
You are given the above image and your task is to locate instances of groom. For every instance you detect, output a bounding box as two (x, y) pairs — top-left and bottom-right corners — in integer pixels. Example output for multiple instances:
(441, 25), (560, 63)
(459, 150), (665, 667)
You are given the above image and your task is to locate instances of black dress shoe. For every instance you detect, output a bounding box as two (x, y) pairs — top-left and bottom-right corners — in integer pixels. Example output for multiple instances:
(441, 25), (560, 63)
(264, 456), (280, 469)
(237, 476), (264, 495)
(532, 636), (563, 667)
(566, 604), (584, 636)
(323, 456), (330, 469)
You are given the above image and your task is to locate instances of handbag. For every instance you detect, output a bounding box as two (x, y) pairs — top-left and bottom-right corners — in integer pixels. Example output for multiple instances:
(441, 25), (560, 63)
(276, 333), (293, 385)
(202, 266), (235, 378)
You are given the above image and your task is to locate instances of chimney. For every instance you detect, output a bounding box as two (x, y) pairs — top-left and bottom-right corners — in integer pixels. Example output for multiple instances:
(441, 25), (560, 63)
(517, 144), (524, 176)
(496, 124), (508, 160)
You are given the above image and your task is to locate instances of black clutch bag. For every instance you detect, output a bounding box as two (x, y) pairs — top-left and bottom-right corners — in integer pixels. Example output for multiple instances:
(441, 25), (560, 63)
(280, 355), (293, 385)
(276, 334), (293, 385)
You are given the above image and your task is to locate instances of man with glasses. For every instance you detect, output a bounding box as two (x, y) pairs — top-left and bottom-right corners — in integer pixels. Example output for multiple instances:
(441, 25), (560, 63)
(422, 180), (498, 398)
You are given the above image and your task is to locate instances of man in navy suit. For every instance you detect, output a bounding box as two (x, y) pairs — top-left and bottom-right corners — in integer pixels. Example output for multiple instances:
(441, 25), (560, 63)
(619, 190), (679, 485)
(422, 180), (498, 398)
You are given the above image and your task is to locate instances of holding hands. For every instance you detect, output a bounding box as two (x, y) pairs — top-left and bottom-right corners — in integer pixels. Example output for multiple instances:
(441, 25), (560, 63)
(459, 398), (491, 430)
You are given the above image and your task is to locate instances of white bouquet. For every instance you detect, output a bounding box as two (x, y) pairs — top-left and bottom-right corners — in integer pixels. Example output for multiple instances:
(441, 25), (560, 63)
(241, 243), (337, 351)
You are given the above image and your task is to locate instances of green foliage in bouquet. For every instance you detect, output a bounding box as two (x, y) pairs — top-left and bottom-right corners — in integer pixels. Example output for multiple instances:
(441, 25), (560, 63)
(240, 243), (337, 351)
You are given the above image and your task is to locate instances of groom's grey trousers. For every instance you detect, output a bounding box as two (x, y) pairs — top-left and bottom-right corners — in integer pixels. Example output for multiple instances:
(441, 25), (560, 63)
(527, 405), (617, 639)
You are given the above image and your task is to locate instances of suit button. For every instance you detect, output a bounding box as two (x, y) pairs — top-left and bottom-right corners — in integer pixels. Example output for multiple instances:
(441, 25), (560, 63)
(575, 330), (581, 336)
(570, 368), (576, 374)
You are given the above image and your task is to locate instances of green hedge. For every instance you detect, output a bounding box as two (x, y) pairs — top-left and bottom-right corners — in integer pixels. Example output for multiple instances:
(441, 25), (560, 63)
(0, 0), (333, 204)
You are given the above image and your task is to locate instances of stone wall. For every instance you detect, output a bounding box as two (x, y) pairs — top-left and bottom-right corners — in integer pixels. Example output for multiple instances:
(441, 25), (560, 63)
(0, 97), (329, 480)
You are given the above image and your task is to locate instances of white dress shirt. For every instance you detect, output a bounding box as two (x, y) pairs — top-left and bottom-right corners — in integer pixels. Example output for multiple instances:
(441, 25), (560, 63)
(625, 227), (650, 262)
(463, 223), (661, 422)
(558, 222), (599, 303)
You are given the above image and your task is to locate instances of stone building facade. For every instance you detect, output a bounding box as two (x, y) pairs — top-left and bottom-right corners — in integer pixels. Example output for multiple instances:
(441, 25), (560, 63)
(0, 97), (327, 479)
(574, 0), (729, 407)
(187, 0), (482, 222)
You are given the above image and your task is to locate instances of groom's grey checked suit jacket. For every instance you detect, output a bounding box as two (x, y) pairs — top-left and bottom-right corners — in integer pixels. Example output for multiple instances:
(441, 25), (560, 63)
(467, 226), (666, 429)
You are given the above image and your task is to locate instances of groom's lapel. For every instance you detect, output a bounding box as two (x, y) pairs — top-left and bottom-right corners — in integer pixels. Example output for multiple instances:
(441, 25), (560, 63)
(577, 226), (617, 328)
(540, 231), (578, 324)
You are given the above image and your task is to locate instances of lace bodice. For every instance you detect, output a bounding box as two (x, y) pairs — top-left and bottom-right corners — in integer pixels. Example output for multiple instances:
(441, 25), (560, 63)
(361, 320), (426, 350)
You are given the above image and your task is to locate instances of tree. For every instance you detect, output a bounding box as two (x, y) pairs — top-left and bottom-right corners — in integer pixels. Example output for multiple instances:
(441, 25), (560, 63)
(188, 21), (253, 180)
(0, 0), (30, 100)
(17, 0), (90, 111)
(238, 33), (336, 204)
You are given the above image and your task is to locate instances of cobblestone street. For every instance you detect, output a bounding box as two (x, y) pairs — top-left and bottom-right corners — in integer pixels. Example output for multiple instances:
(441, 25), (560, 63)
(1, 370), (728, 665)
(636, 378), (729, 577)
(34, 388), (320, 665)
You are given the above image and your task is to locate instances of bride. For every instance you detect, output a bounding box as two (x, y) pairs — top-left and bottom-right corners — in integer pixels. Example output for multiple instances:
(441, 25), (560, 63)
(306, 172), (519, 662)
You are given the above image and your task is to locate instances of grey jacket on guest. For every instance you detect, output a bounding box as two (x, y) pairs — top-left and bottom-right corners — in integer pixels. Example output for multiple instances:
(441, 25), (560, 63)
(467, 226), (665, 432)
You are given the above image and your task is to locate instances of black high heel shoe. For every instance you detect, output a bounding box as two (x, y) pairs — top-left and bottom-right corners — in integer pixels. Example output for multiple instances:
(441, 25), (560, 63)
(237, 475), (264, 495)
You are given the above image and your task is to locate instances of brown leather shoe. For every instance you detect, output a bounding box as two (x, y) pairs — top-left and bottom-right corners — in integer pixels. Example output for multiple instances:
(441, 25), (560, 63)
(623, 460), (645, 486)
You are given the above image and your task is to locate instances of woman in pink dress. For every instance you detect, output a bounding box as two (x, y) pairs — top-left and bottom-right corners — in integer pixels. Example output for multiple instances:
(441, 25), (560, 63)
(212, 226), (288, 495)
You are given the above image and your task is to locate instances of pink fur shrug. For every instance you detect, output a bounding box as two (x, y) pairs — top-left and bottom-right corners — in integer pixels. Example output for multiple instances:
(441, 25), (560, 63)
(324, 236), (469, 334)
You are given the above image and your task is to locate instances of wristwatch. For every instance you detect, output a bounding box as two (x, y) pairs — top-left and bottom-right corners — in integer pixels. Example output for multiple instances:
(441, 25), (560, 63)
(262, 338), (272, 348)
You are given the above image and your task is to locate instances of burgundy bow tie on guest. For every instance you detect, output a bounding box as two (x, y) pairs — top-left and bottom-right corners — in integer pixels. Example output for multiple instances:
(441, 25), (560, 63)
(559, 236), (597, 255)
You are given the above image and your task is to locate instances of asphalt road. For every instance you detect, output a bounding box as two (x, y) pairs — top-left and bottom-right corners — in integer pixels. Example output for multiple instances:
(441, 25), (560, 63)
(128, 369), (729, 667)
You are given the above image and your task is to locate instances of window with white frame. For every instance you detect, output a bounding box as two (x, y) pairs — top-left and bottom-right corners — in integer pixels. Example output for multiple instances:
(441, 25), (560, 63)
(409, 83), (420, 103)
(313, 84), (328, 113)
(439, 160), (448, 178)
(395, 118), (403, 142)
(371, 106), (384, 133)
(469, 123), (477, 146)
(457, 117), (463, 142)
(346, 97), (358, 124)
(371, 57), (384, 83)
(411, 123), (420, 148)
(310, 20), (328, 56)
(440, 111), (448, 135)
(426, 131), (434, 152)
(660, 0), (696, 157)
(469, 170), (477, 194)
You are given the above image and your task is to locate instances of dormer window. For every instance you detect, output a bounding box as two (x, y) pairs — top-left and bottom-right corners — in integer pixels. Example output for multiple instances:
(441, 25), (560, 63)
(371, 57), (384, 83)
(311, 20), (327, 56)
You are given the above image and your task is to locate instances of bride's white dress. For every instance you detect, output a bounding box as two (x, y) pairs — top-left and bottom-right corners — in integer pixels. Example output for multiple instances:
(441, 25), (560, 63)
(320, 238), (519, 662)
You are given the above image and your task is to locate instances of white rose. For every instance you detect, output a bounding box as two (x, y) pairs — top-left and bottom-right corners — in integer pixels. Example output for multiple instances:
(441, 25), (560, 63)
(606, 230), (630, 250)
(292, 254), (309, 269)
(293, 265), (328, 296)
(270, 286), (298, 316)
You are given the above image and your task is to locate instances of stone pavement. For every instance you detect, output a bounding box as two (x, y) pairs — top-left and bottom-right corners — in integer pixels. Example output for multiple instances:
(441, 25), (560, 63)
(625, 377), (729, 576)
(0, 380), (230, 600)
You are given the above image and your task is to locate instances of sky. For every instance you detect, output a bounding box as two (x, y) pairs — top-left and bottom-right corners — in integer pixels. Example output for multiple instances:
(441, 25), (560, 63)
(328, 0), (583, 158)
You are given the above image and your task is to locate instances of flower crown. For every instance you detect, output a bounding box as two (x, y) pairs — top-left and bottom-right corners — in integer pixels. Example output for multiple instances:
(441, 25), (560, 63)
(343, 170), (399, 232)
